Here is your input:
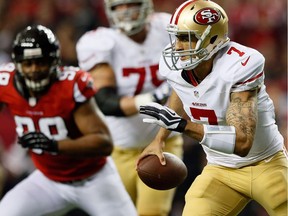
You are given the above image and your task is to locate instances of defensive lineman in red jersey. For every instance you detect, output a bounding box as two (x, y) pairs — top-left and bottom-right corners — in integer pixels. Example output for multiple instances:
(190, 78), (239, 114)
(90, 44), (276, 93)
(0, 25), (137, 216)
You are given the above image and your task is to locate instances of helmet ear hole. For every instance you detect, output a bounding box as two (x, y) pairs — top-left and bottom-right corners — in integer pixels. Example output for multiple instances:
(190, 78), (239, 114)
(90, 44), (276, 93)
(210, 35), (218, 44)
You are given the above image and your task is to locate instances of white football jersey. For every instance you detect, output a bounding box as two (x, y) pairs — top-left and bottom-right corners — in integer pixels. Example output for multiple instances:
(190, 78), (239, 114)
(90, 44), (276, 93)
(160, 41), (284, 168)
(76, 13), (173, 148)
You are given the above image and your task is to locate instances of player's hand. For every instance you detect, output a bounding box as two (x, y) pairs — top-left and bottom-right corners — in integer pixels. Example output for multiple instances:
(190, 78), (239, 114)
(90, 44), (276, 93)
(18, 132), (59, 153)
(136, 139), (166, 166)
(139, 102), (187, 133)
(152, 83), (171, 105)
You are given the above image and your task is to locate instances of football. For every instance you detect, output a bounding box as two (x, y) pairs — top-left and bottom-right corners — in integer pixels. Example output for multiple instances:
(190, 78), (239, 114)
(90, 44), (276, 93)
(136, 152), (187, 190)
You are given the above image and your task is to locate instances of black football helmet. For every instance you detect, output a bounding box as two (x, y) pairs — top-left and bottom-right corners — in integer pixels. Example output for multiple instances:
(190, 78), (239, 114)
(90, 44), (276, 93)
(12, 25), (60, 94)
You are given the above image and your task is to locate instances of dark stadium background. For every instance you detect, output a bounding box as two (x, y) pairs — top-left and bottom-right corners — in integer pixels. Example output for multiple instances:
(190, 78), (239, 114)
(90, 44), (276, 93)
(0, 0), (286, 215)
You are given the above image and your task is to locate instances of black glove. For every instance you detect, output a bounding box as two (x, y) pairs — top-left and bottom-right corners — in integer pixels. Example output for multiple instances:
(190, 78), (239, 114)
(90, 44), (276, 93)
(139, 102), (187, 133)
(18, 132), (59, 153)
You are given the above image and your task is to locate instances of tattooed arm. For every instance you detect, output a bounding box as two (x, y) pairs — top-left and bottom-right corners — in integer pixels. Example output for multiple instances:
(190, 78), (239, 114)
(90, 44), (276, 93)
(140, 89), (258, 157)
(181, 89), (258, 156)
(226, 89), (258, 156)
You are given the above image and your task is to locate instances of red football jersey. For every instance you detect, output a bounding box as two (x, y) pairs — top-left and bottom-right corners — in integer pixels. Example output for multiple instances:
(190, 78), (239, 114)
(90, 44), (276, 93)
(0, 63), (106, 182)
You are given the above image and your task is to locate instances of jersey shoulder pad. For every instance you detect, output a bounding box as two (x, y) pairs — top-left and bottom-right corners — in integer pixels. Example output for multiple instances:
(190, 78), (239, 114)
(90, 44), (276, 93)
(159, 54), (170, 77)
(0, 62), (15, 73)
(76, 27), (115, 71)
(149, 12), (172, 29)
(60, 67), (96, 102)
(0, 63), (16, 87)
(0, 63), (16, 102)
(217, 42), (265, 91)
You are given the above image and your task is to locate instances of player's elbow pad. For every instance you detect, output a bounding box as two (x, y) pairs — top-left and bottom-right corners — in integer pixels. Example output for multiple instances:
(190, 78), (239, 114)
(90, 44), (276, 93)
(94, 87), (125, 116)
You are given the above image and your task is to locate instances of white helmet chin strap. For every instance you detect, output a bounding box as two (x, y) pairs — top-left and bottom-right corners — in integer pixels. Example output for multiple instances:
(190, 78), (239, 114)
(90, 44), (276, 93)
(179, 40), (230, 70)
(179, 38), (230, 70)
(204, 38), (230, 61)
(180, 56), (203, 70)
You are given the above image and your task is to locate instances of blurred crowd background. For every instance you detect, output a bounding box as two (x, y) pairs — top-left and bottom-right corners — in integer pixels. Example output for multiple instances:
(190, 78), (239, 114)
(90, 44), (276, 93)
(0, 0), (286, 215)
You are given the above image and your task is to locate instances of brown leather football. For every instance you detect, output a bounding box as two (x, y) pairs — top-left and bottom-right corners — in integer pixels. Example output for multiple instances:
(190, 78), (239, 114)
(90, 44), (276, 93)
(137, 152), (187, 190)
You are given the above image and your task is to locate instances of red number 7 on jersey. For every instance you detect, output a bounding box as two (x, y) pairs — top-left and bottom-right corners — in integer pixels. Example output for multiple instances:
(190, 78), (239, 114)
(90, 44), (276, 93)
(190, 107), (218, 125)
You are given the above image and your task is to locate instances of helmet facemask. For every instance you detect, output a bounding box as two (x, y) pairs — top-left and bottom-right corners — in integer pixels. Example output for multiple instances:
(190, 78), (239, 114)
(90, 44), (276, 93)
(16, 57), (59, 93)
(104, 0), (153, 36)
(163, 25), (213, 70)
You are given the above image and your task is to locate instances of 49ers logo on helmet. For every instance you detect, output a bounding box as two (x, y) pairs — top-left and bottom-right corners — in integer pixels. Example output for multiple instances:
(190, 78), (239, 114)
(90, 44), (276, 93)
(194, 8), (221, 25)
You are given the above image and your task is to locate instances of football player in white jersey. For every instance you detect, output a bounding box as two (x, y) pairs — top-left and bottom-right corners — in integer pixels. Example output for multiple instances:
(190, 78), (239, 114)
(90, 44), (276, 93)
(76, 0), (183, 215)
(137, 0), (288, 215)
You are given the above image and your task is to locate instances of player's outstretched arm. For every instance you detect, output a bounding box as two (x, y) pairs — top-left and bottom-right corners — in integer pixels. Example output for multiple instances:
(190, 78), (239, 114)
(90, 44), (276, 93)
(178, 89), (258, 156)
(92, 63), (172, 117)
(57, 98), (113, 156)
(140, 89), (258, 157)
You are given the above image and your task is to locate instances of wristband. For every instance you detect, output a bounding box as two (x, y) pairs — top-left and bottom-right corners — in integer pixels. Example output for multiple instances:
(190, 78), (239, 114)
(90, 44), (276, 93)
(200, 125), (236, 154)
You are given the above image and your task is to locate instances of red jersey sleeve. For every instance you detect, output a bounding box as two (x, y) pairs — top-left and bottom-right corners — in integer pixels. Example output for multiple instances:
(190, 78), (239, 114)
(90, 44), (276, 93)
(63, 67), (96, 103)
